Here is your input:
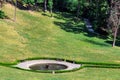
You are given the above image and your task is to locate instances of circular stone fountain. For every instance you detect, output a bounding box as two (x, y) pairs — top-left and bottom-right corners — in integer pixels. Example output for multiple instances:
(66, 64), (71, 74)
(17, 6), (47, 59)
(15, 60), (81, 72)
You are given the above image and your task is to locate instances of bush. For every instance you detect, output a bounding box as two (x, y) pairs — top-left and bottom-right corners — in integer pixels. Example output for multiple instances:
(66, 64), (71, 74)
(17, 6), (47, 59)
(0, 10), (5, 19)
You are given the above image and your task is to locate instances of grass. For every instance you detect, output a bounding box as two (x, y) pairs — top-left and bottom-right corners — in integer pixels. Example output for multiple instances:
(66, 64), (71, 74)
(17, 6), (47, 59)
(1, 66), (120, 80)
(0, 3), (120, 80)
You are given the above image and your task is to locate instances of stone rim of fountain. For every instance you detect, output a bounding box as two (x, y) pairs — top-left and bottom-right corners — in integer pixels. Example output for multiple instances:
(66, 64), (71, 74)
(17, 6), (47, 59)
(15, 59), (81, 72)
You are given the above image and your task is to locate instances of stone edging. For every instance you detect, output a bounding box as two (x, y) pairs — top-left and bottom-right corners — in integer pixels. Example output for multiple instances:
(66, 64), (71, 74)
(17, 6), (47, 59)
(15, 60), (81, 71)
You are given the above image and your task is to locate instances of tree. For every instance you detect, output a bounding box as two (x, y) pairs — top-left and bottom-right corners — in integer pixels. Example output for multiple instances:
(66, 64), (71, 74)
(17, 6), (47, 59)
(107, 0), (120, 47)
(48, 0), (53, 17)
(44, 0), (47, 12)
(53, 0), (78, 12)
(76, 0), (80, 18)
(0, 0), (4, 10)
(13, 0), (17, 21)
(34, 0), (37, 6)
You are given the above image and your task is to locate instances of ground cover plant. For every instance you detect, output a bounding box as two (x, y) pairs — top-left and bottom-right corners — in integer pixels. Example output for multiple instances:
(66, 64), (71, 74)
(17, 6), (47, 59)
(0, 3), (120, 80)
(0, 10), (6, 19)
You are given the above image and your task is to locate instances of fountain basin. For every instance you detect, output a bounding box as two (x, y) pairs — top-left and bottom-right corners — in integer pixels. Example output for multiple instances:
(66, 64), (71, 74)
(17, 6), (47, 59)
(15, 60), (81, 72)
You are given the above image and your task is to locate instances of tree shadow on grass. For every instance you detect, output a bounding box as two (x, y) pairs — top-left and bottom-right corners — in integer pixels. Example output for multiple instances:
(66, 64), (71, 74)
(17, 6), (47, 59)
(54, 20), (86, 34)
(42, 12), (89, 34)
(105, 40), (120, 47)
(53, 12), (86, 34)
(53, 12), (108, 38)
(82, 39), (110, 47)
(83, 32), (108, 39)
(52, 12), (111, 47)
(42, 11), (76, 20)
(54, 12), (75, 20)
(83, 32), (98, 37)
(42, 13), (51, 17)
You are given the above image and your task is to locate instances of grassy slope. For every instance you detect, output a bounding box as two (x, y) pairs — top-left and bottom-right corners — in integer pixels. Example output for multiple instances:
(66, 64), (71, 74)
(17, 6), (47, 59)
(0, 66), (120, 80)
(0, 3), (120, 80)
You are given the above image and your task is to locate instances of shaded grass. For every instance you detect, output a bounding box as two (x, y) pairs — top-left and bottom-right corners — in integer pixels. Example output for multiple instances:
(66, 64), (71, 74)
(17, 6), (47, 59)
(1, 65), (120, 80)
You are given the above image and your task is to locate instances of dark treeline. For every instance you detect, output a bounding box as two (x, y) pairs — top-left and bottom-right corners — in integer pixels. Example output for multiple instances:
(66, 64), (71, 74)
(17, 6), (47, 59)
(0, 0), (120, 47)
(1, 0), (110, 28)
(14, 0), (109, 28)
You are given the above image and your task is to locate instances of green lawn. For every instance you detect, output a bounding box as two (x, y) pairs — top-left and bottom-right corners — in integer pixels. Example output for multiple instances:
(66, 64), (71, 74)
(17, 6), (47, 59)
(0, 3), (120, 80)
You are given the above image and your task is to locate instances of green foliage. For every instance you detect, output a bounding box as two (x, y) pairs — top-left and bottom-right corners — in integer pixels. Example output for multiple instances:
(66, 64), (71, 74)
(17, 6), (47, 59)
(22, 0), (34, 4)
(53, 0), (78, 12)
(53, 0), (109, 33)
(65, 0), (78, 12)
(48, 0), (53, 10)
(17, 0), (44, 8)
(82, 0), (109, 29)
(16, 0), (109, 31)
(56, 20), (85, 33)
(22, 0), (43, 4)
(0, 10), (5, 19)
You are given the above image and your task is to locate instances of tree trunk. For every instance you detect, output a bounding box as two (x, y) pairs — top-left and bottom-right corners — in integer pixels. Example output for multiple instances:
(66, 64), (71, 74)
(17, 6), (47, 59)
(0, 3), (2, 10)
(112, 26), (118, 47)
(14, 0), (17, 21)
(0, 0), (3, 10)
(50, 9), (52, 17)
(96, 0), (99, 20)
(44, 0), (47, 12)
(77, 0), (80, 18)
(107, 0), (120, 47)
(34, 0), (37, 6)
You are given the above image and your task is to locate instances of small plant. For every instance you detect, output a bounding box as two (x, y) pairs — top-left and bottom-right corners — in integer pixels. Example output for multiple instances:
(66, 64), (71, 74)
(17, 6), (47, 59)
(0, 10), (6, 19)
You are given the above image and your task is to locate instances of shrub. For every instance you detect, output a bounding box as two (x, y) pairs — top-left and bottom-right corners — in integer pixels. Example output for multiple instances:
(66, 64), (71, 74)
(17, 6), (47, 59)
(0, 10), (5, 19)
